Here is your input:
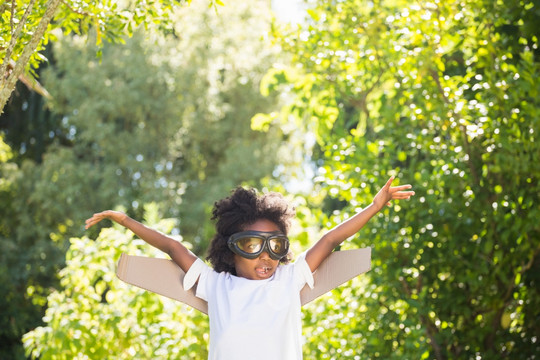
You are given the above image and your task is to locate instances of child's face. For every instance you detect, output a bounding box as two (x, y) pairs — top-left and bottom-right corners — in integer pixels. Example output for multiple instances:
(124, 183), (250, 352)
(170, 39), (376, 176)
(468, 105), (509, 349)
(233, 219), (282, 280)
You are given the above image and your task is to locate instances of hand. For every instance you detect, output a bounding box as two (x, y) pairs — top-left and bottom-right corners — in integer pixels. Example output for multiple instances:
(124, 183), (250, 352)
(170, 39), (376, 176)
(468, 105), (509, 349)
(85, 210), (127, 229)
(372, 176), (415, 210)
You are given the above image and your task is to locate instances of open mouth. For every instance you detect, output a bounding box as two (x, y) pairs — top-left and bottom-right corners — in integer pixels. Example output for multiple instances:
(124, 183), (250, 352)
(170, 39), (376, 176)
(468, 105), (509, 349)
(256, 266), (272, 277)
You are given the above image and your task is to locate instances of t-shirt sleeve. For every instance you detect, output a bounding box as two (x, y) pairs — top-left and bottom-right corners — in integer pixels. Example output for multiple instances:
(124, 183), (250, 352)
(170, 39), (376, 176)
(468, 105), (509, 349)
(183, 258), (213, 301)
(293, 252), (314, 291)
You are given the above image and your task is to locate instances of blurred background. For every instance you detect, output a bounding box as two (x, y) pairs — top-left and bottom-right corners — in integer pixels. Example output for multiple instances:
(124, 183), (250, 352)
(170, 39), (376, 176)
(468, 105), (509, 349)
(1, 0), (539, 358)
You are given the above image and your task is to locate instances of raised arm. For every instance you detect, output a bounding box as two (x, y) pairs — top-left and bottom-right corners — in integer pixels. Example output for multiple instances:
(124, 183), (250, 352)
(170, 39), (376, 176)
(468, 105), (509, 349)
(305, 176), (414, 272)
(85, 210), (198, 273)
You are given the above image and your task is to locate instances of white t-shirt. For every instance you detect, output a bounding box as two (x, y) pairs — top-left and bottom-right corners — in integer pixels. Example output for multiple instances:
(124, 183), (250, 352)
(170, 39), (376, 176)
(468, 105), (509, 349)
(183, 254), (314, 360)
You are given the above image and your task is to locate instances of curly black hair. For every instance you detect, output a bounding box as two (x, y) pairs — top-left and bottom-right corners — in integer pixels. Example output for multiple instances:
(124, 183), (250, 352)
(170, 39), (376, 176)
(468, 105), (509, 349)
(206, 187), (295, 274)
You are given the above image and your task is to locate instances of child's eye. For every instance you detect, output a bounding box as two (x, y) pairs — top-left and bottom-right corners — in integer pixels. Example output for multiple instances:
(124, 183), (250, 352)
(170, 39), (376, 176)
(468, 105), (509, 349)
(240, 238), (262, 252)
(270, 239), (285, 252)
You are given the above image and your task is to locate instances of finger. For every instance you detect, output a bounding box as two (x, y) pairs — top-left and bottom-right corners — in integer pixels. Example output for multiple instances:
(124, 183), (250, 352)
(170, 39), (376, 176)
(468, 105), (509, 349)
(392, 191), (415, 199)
(390, 184), (413, 192)
(85, 218), (97, 228)
(85, 214), (98, 222)
(84, 215), (103, 228)
(395, 190), (415, 195)
(394, 190), (415, 196)
(85, 216), (99, 225)
(383, 176), (395, 190)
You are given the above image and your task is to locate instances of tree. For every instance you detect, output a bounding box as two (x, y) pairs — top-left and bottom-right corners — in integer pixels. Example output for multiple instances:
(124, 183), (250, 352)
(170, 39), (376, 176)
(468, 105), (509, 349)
(36, 0), (295, 250)
(1, 0), (294, 357)
(262, 0), (540, 358)
(0, 0), (218, 114)
(0, 135), (39, 360)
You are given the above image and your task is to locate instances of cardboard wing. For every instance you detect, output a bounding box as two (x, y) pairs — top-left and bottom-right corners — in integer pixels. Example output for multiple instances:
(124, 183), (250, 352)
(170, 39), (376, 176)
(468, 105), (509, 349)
(116, 253), (209, 313)
(116, 247), (371, 314)
(299, 247), (371, 305)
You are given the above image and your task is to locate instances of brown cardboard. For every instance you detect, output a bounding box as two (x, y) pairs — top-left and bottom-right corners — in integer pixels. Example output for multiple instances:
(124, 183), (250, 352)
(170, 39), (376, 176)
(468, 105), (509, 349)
(116, 248), (371, 314)
(116, 253), (208, 313)
(300, 247), (371, 305)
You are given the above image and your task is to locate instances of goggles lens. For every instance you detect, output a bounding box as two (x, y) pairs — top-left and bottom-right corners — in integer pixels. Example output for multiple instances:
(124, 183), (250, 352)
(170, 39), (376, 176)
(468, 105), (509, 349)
(228, 231), (289, 260)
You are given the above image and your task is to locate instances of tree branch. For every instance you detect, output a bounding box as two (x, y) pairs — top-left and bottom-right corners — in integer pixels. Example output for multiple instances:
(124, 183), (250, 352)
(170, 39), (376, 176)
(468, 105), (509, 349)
(484, 241), (540, 350)
(0, 0), (61, 114)
(10, 0), (15, 34)
(420, 313), (446, 360)
(400, 274), (445, 360)
(5, 59), (52, 99)
(458, 123), (481, 186)
(61, 0), (91, 16)
(0, 0), (38, 85)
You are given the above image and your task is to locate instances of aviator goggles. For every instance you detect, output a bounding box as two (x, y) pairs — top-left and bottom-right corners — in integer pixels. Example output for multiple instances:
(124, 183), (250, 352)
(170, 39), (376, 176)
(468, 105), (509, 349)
(227, 230), (290, 260)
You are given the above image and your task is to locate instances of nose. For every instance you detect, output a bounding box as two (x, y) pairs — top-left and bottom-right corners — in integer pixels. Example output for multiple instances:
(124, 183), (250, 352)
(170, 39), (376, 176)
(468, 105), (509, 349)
(259, 251), (270, 260)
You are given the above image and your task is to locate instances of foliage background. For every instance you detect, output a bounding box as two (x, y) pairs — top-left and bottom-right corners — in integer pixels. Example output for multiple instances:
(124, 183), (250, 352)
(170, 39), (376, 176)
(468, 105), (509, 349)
(261, 0), (540, 358)
(24, 205), (210, 360)
(2, 0), (297, 357)
(1, 0), (539, 359)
